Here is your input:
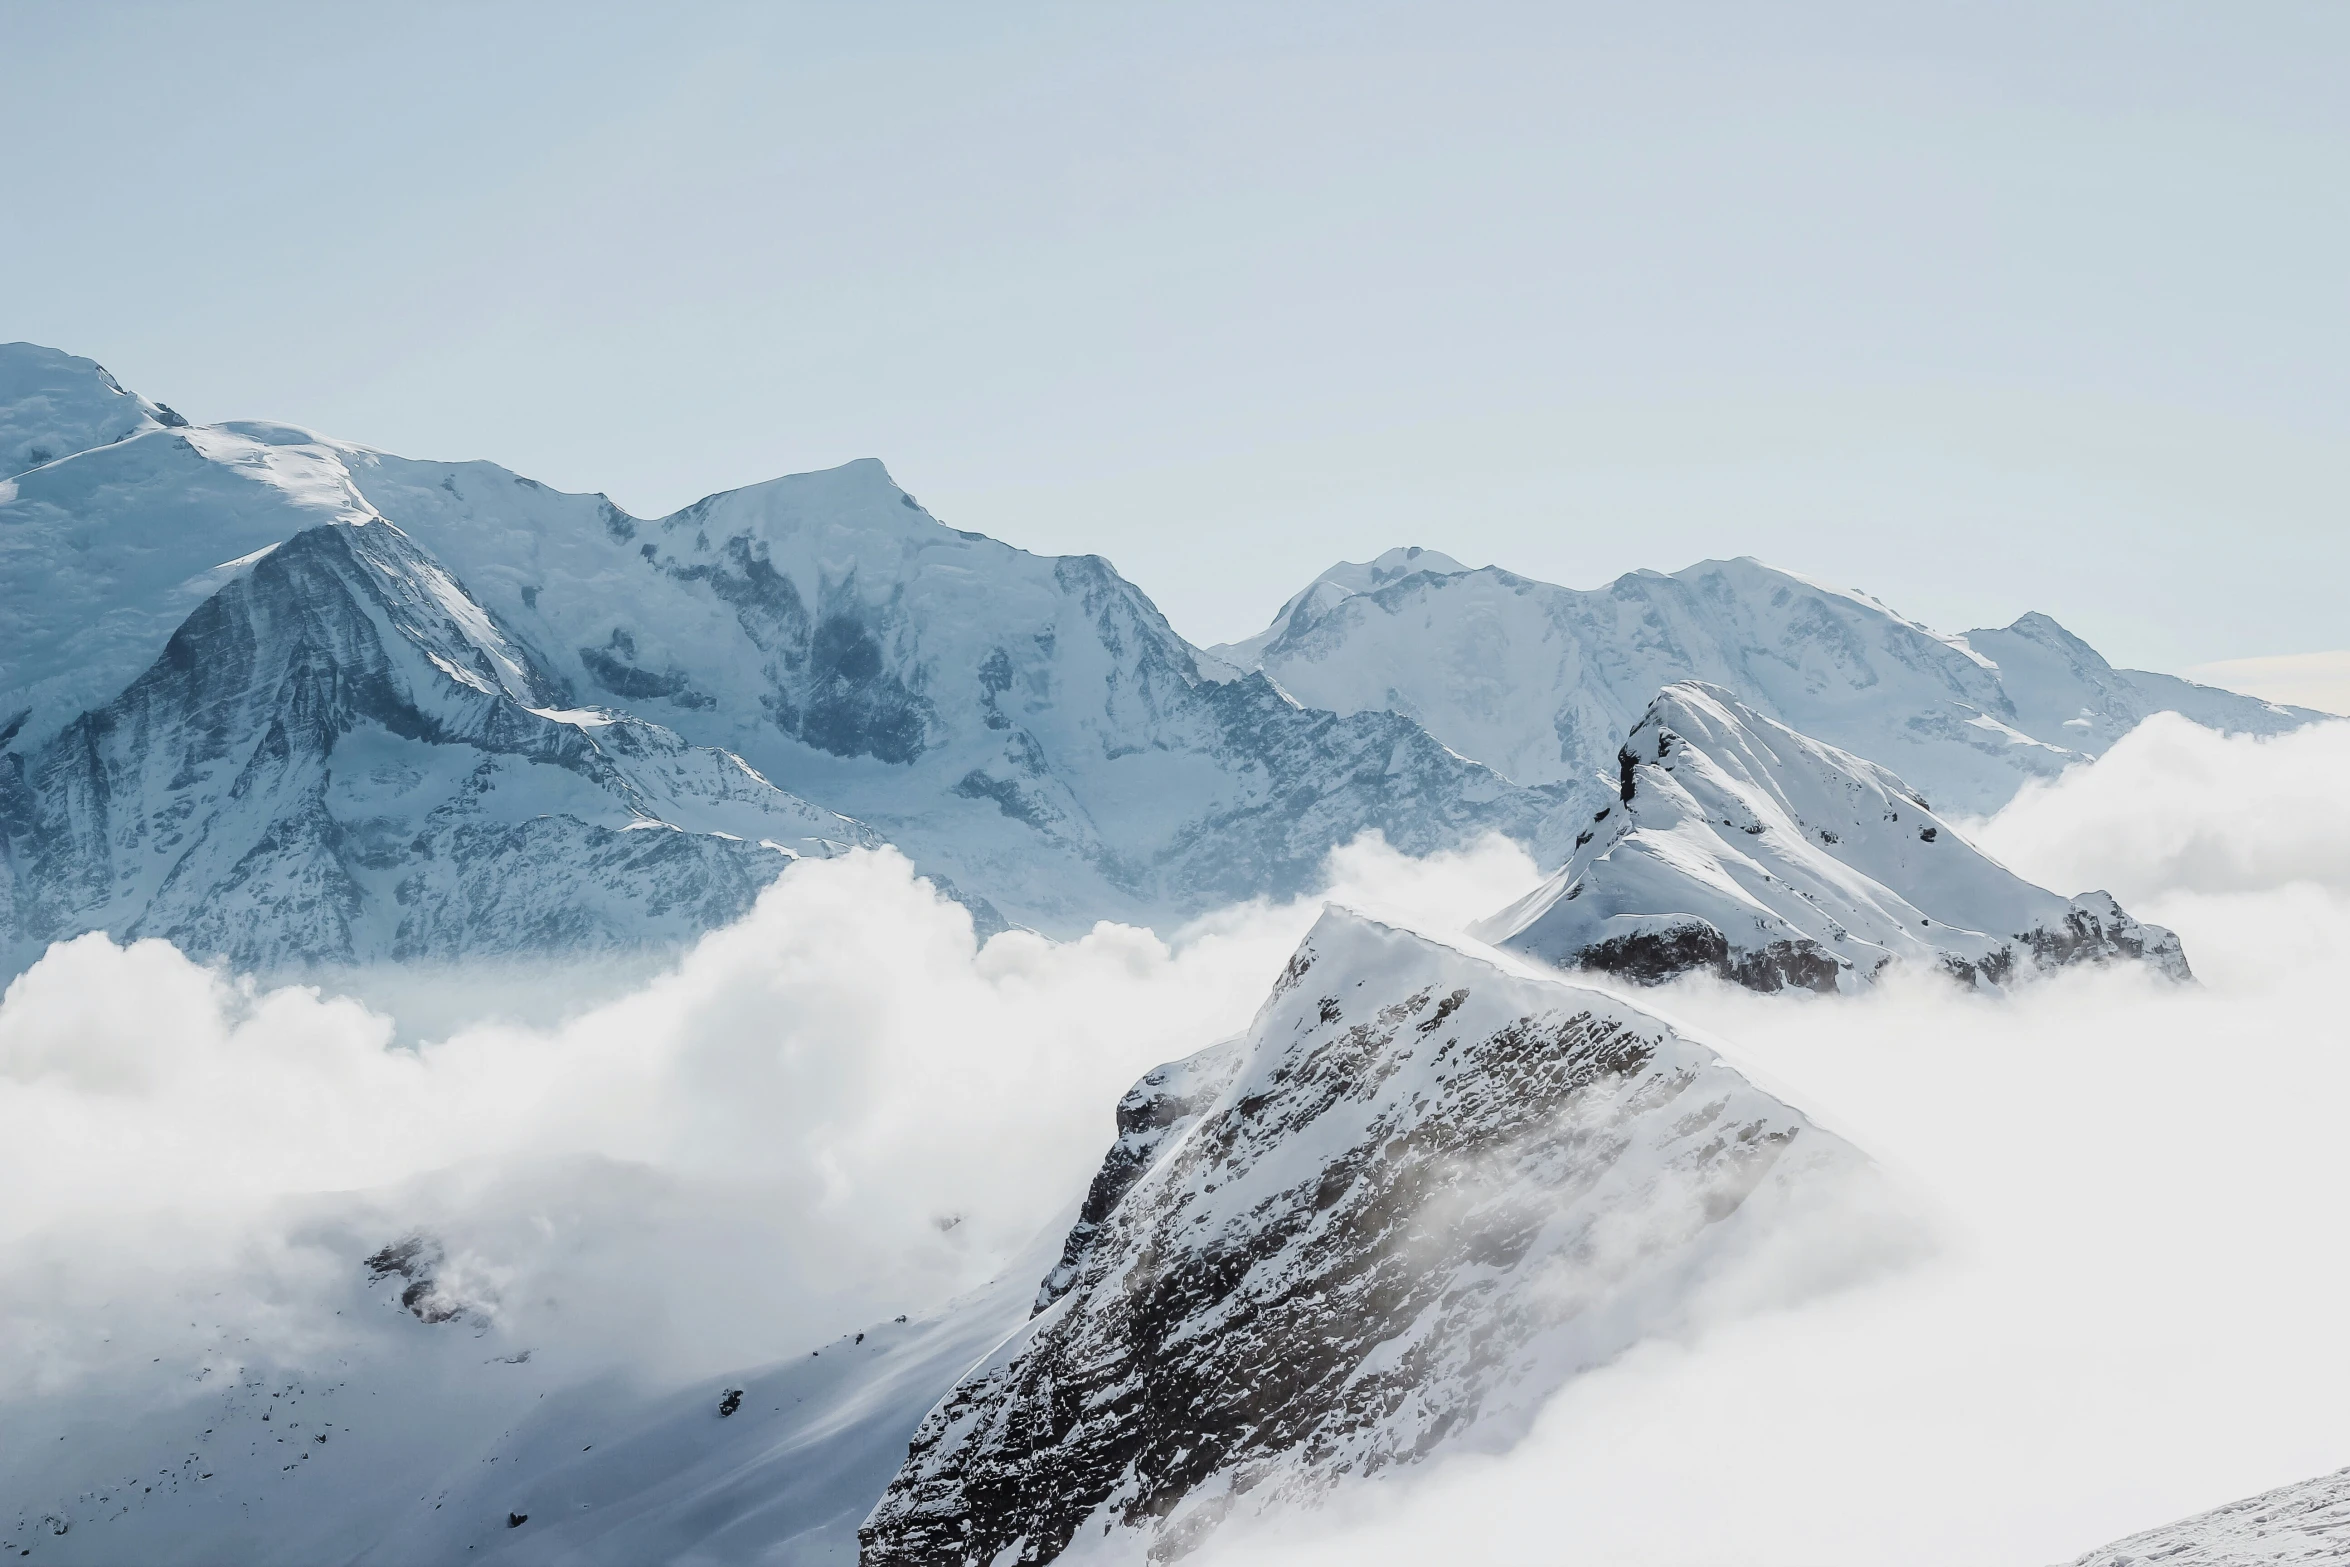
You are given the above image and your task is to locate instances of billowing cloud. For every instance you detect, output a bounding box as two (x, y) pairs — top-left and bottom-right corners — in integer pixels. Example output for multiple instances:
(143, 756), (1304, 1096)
(0, 832), (1544, 1397)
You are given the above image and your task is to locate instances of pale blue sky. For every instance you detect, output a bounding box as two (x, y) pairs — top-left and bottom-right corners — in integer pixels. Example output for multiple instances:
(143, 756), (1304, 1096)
(4, 1), (2345, 668)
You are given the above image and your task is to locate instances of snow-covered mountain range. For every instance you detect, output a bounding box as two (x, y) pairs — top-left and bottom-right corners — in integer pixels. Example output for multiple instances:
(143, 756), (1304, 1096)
(1473, 683), (2189, 993)
(860, 910), (1888, 1564)
(1209, 550), (2321, 816)
(3, 343), (2321, 976)
(1, 346), (1564, 972)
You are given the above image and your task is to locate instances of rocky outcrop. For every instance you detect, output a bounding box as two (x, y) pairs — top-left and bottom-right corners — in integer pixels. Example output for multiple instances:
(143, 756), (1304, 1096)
(858, 909), (1887, 1564)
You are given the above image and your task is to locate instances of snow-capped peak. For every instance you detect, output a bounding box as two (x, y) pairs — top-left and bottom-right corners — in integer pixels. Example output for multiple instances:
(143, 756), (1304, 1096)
(1472, 682), (2190, 992)
(861, 906), (1888, 1563)
(0, 341), (187, 479)
(1206, 545), (1471, 670)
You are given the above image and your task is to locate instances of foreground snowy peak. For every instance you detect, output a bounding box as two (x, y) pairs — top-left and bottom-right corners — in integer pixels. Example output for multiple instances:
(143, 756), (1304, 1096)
(1212, 554), (2318, 813)
(1474, 683), (2188, 993)
(0, 341), (186, 479)
(860, 908), (1887, 1564)
(0, 511), (871, 974)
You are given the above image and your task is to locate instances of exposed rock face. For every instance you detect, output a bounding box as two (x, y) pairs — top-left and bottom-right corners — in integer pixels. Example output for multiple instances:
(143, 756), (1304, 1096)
(2064, 1465), (2350, 1566)
(858, 909), (1885, 1565)
(1474, 683), (2191, 994)
(1209, 553), (2322, 814)
(363, 1235), (481, 1326)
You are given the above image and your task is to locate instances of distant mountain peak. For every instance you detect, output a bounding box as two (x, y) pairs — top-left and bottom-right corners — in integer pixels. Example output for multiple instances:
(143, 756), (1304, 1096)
(0, 341), (184, 479)
(1472, 681), (2190, 992)
(1206, 549), (2316, 812)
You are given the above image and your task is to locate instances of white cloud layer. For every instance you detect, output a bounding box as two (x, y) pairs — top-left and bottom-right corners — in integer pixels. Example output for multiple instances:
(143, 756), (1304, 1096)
(1201, 715), (2350, 1566)
(0, 832), (1542, 1400)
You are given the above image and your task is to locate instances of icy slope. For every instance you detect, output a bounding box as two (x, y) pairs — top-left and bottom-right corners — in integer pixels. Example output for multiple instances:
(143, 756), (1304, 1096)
(1210, 554), (2320, 814)
(0, 511), (871, 974)
(2064, 1465), (2350, 1566)
(1472, 684), (2188, 994)
(859, 909), (1889, 1565)
(3, 350), (1573, 947)
(0, 341), (185, 479)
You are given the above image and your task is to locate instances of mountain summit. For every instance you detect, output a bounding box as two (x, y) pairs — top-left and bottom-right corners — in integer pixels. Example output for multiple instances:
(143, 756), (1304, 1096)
(1473, 683), (2190, 992)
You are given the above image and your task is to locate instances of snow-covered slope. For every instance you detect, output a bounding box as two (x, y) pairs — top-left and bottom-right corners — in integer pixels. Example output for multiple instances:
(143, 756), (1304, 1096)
(2064, 1465), (2350, 1566)
(1210, 555), (2321, 814)
(0, 507), (873, 975)
(859, 908), (1890, 1564)
(0, 342), (185, 480)
(1473, 684), (2188, 994)
(0, 1189), (1054, 1567)
(2, 348), (1573, 960)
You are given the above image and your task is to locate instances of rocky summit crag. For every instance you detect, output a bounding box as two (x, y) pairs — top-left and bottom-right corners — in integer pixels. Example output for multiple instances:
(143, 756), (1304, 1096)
(858, 909), (1891, 1565)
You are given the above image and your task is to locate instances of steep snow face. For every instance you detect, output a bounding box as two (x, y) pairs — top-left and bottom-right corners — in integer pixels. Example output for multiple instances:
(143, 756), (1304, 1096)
(0, 341), (185, 479)
(1473, 683), (2189, 994)
(1212, 555), (2317, 813)
(0, 422), (370, 759)
(0, 514), (871, 975)
(2065, 1465), (2350, 1567)
(859, 909), (1886, 1565)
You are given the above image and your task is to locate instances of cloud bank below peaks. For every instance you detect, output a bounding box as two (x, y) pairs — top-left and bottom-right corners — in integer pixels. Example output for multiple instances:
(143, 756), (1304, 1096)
(0, 832), (1543, 1397)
